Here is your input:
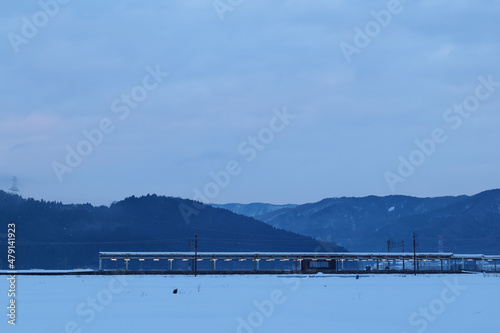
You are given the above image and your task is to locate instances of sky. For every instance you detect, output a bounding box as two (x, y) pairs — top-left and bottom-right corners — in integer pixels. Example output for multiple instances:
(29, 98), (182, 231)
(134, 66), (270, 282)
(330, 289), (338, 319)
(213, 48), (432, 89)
(1, 0), (499, 206)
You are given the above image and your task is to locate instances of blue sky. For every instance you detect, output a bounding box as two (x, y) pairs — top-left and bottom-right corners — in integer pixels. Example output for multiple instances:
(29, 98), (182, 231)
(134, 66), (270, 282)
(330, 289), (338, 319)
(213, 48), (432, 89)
(1, 0), (499, 205)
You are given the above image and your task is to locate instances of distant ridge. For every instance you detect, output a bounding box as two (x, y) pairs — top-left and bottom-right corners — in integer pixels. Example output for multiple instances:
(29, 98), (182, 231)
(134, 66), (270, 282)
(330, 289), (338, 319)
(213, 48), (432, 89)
(210, 202), (298, 218)
(216, 190), (500, 254)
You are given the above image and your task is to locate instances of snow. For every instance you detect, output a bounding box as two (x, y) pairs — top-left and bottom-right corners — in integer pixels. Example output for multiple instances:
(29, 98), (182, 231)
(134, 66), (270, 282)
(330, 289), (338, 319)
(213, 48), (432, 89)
(388, 206), (395, 212)
(0, 269), (94, 274)
(100, 251), (458, 256)
(2, 273), (499, 332)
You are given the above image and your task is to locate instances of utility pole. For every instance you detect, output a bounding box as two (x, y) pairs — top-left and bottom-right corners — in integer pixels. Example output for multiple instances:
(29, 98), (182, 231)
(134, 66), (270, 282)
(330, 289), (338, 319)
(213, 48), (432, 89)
(387, 239), (391, 269)
(413, 232), (417, 275)
(194, 233), (198, 277)
(438, 235), (444, 253)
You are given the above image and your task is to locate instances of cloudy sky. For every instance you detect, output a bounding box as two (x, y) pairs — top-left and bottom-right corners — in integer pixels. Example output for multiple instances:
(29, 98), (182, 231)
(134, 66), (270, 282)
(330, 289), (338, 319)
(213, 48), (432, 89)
(1, 0), (499, 206)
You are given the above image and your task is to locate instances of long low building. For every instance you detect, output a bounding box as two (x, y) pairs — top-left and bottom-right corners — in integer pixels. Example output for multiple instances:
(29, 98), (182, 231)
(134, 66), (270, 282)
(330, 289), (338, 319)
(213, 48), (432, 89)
(98, 252), (500, 273)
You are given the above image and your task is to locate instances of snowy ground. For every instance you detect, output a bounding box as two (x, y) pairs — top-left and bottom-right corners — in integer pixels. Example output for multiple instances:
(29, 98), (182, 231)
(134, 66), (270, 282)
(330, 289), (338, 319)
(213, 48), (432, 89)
(2, 273), (499, 332)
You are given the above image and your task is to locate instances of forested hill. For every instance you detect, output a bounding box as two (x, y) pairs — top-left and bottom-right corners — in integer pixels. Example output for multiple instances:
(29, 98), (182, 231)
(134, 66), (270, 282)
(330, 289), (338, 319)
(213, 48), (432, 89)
(217, 190), (500, 254)
(0, 191), (345, 270)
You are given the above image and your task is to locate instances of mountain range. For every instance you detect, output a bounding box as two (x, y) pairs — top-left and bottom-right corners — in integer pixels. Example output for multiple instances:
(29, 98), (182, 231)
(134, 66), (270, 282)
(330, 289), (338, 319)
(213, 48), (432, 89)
(0, 191), (344, 270)
(215, 189), (500, 254)
(2, 188), (498, 270)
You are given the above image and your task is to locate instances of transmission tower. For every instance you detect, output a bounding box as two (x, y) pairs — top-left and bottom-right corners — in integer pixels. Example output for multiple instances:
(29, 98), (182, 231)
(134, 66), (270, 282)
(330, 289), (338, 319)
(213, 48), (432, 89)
(8, 176), (20, 194)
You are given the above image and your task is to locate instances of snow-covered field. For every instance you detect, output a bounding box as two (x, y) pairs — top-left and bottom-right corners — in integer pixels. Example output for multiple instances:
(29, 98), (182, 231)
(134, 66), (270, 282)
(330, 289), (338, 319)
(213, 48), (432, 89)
(2, 273), (499, 332)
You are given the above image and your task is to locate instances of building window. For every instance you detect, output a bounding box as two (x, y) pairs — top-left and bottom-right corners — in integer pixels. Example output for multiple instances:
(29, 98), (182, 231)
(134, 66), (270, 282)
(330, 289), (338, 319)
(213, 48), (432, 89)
(309, 261), (329, 268)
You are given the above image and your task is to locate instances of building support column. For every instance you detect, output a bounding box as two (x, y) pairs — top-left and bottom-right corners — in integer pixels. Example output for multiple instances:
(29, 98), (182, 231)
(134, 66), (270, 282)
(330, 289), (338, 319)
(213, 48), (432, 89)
(211, 259), (216, 271)
(254, 259), (259, 272)
(295, 260), (301, 273)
